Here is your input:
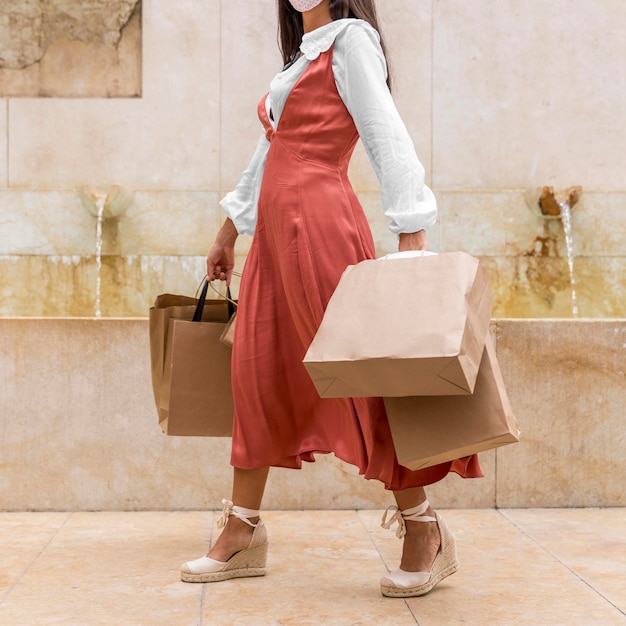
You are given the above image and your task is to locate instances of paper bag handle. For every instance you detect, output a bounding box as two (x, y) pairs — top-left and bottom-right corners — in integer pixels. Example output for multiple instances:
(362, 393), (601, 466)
(192, 279), (236, 322)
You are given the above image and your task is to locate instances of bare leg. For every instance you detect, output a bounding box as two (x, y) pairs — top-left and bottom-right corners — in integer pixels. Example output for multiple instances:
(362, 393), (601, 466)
(207, 466), (270, 562)
(393, 487), (441, 572)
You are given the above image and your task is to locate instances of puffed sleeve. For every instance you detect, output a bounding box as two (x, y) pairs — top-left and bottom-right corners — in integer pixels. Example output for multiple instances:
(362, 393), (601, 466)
(220, 133), (270, 236)
(333, 22), (437, 235)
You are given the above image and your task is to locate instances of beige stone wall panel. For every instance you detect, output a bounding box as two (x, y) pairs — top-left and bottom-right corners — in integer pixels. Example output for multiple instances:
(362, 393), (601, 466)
(117, 191), (220, 256)
(438, 191), (626, 259)
(9, 98), (143, 188)
(432, 0), (626, 190)
(438, 191), (535, 256)
(567, 192), (626, 257)
(9, 0), (219, 189)
(436, 189), (626, 317)
(219, 0), (281, 191)
(0, 190), (94, 256)
(0, 254), (209, 317)
(377, 0), (433, 185)
(2, 188), (622, 317)
(3, 252), (621, 319)
(480, 256), (626, 318)
(495, 320), (626, 507)
(1, 318), (622, 510)
(0, 187), (221, 258)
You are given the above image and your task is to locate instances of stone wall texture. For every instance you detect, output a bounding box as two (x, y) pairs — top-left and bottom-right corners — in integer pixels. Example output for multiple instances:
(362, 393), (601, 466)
(0, 0), (623, 317)
(0, 318), (623, 510)
(0, 0), (141, 97)
(0, 1), (624, 513)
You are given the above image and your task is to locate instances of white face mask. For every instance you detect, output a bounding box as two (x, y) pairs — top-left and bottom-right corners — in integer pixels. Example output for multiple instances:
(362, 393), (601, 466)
(288, 0), (324, 12)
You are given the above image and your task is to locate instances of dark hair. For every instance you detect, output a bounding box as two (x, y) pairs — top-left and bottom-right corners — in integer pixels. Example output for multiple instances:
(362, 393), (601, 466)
(277, 0), (391, 90)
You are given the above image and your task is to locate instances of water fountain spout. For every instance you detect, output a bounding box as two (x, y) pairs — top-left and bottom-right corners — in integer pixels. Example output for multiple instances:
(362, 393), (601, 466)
(78, 184), (133, 218)
(525, 186), (582, 317)
(77, 185), (134, 317)
(525, 186), (582, 220)
(538, 186), (582, 218)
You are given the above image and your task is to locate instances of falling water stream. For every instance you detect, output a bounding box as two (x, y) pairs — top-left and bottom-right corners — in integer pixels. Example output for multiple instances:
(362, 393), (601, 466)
(558, 199), (579, 317)
(94, 196), (105, 318)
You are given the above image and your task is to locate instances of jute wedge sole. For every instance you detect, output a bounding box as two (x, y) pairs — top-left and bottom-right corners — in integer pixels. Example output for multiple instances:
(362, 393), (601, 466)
(380, 560), (458, 598)
(380, 507), (459, 598)
(180, 540), (268, 583)
(181, 499), (268, 584)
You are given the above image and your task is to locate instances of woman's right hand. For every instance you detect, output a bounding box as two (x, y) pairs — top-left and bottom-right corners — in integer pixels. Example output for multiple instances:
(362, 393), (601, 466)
(206, 219), (238, 285)
(206, 243), (235, 284)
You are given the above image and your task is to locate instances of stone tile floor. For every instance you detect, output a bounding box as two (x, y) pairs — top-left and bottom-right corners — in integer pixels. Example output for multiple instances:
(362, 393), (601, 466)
(0, 509), (624, 625)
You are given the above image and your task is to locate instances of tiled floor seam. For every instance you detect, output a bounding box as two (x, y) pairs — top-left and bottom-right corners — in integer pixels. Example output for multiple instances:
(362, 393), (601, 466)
(355, 510), (422, 625)
(197, 583), (207, 626)
(194, 510), (216, 626)
(498, 509), (626, 618)
(0, 511), (73, 605)
(356, 509), (390, 574)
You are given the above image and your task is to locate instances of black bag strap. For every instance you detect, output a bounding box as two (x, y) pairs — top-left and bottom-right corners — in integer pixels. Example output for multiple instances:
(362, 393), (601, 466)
(192, 280), (209, 322)
(226, 288), (235, 318)
(192, 280), (235, 322)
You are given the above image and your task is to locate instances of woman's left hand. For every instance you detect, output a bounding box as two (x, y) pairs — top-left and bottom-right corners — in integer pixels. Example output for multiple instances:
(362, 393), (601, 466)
(398, 229), (428, 251)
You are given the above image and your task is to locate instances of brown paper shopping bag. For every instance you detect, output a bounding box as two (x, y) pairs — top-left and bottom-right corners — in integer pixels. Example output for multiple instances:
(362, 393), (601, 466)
(149, 282), (235, 437)
(303, 252), (492, 398)
(384, 338), (520, 470)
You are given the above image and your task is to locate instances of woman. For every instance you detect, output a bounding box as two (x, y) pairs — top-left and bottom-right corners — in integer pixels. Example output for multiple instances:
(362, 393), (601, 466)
(181, 0), (482, 597)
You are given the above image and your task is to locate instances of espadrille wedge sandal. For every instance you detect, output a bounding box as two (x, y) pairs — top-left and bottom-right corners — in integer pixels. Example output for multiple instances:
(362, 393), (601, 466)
(180, 499), (268, 583)
(379, 499), (458, 598)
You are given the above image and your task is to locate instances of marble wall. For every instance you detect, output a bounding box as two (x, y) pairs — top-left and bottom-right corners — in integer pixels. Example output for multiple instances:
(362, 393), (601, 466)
(0, 0), (623, 317)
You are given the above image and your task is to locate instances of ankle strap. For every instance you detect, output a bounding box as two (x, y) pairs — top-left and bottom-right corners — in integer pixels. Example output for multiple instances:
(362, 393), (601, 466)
(216, 498), (261, 529)
(401, 500), (436, 523)
(380, 500), (436, 538)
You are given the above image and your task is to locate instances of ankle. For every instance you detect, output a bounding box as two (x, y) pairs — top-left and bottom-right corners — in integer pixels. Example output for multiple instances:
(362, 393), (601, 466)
(381, 499), (437, 539)
(218, 499), (262, 529)
(224, 516), (257, 535)
(403, 519), (441, 547)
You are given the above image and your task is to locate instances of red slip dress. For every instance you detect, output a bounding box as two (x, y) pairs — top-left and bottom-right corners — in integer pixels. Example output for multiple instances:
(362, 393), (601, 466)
(229, 45), (483, 490)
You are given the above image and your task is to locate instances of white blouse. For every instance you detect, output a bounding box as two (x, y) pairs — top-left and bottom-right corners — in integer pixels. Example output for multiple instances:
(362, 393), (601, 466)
(220, 19), (437, 237)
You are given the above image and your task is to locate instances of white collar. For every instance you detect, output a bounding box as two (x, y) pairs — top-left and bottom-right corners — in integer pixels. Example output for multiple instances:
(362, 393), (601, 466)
(300, 18), (377, 60)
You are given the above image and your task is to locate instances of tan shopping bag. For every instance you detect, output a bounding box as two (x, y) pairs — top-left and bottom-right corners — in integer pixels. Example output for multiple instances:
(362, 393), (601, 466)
(384, 338), (520, 470)
(149, 282), (235, 437)
(303, 252), (492, 398)
(219, 312), (237, 348)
